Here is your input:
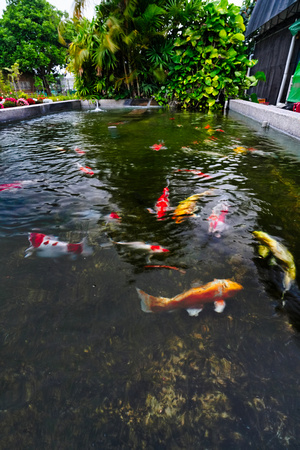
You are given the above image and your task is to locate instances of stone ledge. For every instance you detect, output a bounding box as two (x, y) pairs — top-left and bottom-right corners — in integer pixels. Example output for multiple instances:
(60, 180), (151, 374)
(0, 100), (81, 124)
(229, 99), (300, 140)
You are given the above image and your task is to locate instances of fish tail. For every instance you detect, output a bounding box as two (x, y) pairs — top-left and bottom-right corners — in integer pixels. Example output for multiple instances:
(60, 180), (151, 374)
(136, 288), (156, 313)
(81, 237), (93, 256)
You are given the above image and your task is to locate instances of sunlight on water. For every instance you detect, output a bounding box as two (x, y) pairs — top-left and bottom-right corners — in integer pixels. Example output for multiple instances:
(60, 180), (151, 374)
(1, 108), (300, 448)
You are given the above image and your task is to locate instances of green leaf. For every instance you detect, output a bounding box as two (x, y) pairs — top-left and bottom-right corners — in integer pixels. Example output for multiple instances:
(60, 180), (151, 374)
(219, 29), (227, 40)
(230, 33), (245, 43)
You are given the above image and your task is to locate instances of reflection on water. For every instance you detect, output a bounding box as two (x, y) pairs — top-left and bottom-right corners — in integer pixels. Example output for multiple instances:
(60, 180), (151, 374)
(1, 109), (300, 448)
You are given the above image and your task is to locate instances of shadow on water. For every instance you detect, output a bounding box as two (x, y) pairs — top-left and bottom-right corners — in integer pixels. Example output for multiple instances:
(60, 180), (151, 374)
(1, 108), (300, 448)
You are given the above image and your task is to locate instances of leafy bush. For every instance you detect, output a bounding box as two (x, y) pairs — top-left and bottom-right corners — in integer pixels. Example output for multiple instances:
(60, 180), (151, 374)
(154, 0), (258, 111)
(3, 100), (17, 107)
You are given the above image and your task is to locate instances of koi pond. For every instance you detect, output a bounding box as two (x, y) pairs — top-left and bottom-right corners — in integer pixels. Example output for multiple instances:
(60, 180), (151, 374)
(1, 106), (300, 448)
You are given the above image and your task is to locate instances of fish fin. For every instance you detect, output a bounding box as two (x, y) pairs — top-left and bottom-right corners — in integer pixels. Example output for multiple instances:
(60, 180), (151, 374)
(24, 247), (33, 258)
(186, 307), (203, 317)
(283, 272), (292, 292)
(147, 208), (155, 214)
(214, 300), (226, 313)
(136, 288), (154, 313)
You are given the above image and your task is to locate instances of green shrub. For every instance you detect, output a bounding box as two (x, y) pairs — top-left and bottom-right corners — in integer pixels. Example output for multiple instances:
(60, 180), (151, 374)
(3, 100), (17, 107)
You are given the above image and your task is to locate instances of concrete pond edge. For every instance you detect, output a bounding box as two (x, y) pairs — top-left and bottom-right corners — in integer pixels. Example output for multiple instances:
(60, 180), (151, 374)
(1, 98), (300, 141)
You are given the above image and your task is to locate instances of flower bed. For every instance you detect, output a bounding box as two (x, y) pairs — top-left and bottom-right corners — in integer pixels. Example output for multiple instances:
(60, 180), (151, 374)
(0, 93), (77, 109)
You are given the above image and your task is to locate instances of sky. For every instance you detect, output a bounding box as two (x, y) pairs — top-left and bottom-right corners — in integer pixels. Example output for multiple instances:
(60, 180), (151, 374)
(0, 0), (243, 20)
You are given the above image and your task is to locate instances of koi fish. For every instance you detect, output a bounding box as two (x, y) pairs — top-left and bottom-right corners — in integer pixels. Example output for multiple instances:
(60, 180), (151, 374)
(77, 164), (94, 176)
(173, 190), (214, 223)
(253, 231), (296, 291)
(233, 146), (247, 154)
(175, 169), (211, 178)
(147, 186), (170, 220)
(137, 279), (243, 316)
(208, 201), (229, 238)
(144, 265), (186, 274)
(204, 125), (211, 129)
(25, 232), (92, 258)
(0, 181), (34, 191)
(109, 212), (121, 220)
(0, 182), (23, 191)
(74, 147), (86, 155)
(216, 129), (225, 132)
(114, 241), (169, 253)
(151, 143), (166, 151)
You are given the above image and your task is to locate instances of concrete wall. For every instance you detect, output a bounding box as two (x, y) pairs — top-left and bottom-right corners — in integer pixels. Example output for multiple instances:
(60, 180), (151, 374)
(229, 99), (300, 140)
(0, 100), (81, 125)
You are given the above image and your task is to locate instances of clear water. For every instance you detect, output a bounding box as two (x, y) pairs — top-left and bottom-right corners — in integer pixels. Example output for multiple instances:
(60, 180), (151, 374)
(1, 108), (300, 449)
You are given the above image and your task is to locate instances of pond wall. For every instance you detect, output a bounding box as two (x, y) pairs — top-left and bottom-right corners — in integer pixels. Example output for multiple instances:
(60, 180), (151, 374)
(229, 99), (300, 140)
(0, 100), (81, 124)
(1, 98), (300, 141)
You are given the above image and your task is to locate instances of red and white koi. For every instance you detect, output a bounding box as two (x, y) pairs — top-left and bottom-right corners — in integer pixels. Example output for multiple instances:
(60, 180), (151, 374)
(147, 186), (170, 220)
(0, 182), (23, 191)
(74, 146), (86, 155)
(114, 241), (169, 253)
(77, 163), (94, 176)
(25, 232), (92, 258)
(109, 212), (121, 220)
(150, 143), (167, 151)
(208, 201), (229, 237)
(0, 181), (34, 192)
(137, 278), (243, 316)
(175, 169), (211, 178)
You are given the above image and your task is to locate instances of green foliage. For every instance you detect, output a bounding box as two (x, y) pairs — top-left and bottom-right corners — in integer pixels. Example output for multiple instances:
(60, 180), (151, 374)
(0, 0), (69, 95)
(63, 0), (262, 110)
(155, 0), (258, 111)
(3, 100), (17, 108)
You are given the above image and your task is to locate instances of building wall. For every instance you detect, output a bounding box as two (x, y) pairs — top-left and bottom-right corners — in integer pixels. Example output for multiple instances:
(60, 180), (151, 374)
(249, 25), (300, 104)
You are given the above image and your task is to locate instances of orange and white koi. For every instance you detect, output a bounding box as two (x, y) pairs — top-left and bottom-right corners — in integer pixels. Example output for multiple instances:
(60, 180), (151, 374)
(25, 232), (92, 258)
(137, 279), (243, 316)
(208, 201), (229, 237)
(115, 241), (169, 253)
(147, 186), (170, 220)
(173, 190), (214, 223)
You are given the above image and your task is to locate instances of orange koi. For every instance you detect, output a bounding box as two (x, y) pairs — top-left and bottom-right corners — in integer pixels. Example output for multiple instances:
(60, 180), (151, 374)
(144, 265), (186, 274)
(137, 279), (243, 315)
(205, 125), (211, 129)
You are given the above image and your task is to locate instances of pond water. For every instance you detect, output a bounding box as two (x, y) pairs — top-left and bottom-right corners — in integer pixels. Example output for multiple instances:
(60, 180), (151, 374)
(1, 107), (300, 449)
